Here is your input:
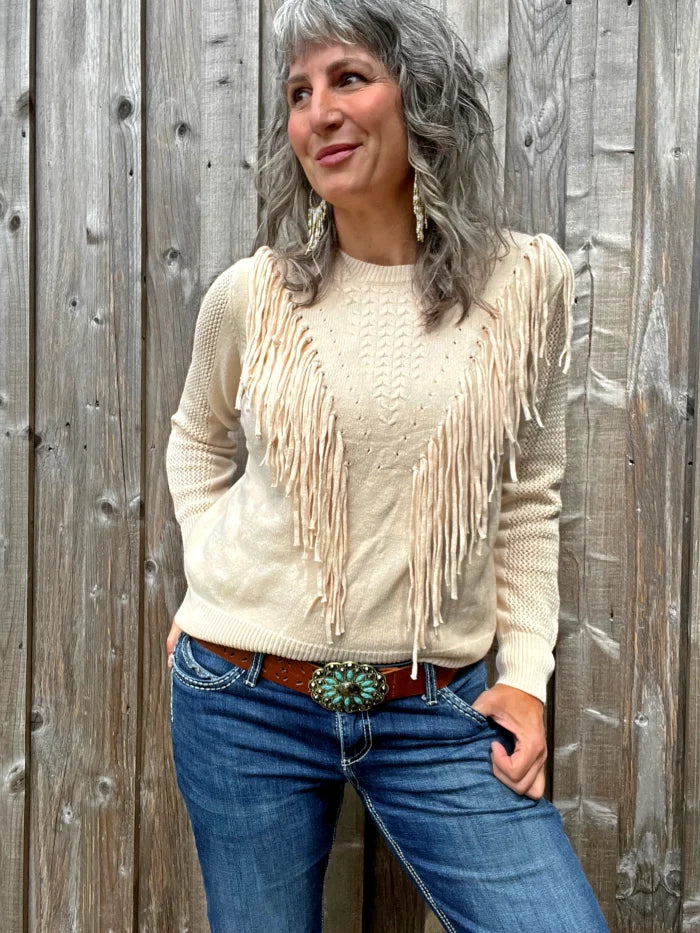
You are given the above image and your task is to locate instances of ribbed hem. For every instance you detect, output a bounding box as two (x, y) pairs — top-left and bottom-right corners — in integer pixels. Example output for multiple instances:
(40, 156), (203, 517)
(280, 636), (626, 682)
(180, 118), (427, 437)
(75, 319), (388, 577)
(494, 631), (555, 703)
(336, 248), (415, 285)
(173, 586), (494, 670)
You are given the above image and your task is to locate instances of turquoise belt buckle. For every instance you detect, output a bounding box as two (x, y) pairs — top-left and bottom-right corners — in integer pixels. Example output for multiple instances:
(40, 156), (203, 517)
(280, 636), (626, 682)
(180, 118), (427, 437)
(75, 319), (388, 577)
(308, 661), (389, 712)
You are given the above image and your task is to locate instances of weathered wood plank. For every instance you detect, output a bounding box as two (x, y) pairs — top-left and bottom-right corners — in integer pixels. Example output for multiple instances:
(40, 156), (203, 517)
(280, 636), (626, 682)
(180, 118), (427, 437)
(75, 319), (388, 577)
(0, 0), (31, 929)
(552, 2), (639, 931)
(685, 80), (700, 918)
(620, 0), (700, 930)
(443, 0), (509, 192)
(684, 245), (700, 933)
(505, 0), (571, 238)
(138, 0), (260, 929)
(29, 0), (142, 928)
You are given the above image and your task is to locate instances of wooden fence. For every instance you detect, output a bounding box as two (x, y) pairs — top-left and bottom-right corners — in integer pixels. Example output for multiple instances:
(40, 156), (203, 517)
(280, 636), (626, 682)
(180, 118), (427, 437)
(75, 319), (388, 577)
(1, 0), (699, 929)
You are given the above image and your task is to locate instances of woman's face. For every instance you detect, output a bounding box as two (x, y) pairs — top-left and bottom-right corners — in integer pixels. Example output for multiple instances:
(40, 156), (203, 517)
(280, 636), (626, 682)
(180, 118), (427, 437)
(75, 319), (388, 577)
(286, 41), (412, 213)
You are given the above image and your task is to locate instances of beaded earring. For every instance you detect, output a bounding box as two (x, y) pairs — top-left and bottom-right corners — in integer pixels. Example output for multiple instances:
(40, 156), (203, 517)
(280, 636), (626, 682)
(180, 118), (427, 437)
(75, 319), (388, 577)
(306, 194), (328, 253)
(413, 172), (428, 243)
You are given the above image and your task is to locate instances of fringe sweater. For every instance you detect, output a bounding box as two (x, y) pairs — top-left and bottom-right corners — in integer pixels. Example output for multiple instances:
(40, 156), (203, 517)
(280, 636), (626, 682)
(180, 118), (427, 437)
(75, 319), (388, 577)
(165, 231), (575, 703)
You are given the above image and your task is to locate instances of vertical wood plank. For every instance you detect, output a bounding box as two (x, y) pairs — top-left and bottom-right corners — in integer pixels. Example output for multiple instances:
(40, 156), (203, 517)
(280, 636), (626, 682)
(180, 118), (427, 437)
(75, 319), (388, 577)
(30, 0), (142, 928)
(443, 0), (509, 195)
(620, 0), (700, 929)
(140, 0), (205, 921)
(552, 1), (639, 929)
(0, 0), (31, 929)
(138, 0), (259, 928)
(505, 0), (571, 238)
(684, 213), (700, 931)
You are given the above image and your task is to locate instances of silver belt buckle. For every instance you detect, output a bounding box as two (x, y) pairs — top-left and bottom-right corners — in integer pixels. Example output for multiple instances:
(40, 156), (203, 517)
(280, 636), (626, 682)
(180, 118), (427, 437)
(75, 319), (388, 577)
(308, 661), (389, 712)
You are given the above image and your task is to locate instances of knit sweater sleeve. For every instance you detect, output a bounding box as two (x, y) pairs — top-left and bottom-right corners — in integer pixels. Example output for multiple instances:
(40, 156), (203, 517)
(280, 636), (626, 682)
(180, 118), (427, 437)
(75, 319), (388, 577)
(492, 239), (575, 703)
(165, 258), (251, 548)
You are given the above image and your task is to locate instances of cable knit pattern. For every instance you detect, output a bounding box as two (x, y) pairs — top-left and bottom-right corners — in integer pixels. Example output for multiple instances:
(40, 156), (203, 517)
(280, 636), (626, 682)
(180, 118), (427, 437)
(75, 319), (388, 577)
(345, 281), (424, 428)
(165, 230), (575, 702)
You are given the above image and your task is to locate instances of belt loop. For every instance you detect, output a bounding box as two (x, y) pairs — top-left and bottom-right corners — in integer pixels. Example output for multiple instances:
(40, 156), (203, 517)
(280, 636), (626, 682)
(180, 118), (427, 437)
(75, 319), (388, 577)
(421, 662), (438, 706)
(244, 652), (265, 687)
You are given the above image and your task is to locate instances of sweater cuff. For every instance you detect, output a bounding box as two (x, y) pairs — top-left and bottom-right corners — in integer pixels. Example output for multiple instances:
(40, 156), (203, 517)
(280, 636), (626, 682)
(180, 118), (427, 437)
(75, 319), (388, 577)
(494, 631), (555, 704)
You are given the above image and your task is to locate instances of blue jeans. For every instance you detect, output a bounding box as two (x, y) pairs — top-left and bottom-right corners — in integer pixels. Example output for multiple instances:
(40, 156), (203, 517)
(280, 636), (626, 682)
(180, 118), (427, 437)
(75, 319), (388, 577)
(170, 632), (609, 933)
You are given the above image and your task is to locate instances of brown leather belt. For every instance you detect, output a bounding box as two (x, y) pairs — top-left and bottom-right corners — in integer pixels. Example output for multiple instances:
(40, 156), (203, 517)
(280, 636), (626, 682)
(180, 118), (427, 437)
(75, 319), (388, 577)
(191, 637), (460, 712)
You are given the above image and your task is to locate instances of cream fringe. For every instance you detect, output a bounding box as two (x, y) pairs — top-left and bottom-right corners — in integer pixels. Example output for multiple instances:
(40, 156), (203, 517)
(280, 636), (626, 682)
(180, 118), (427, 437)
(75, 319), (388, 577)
(407, 234), (575, 677)
(235, 247), (349, 644)
(236, 237), (575, 677)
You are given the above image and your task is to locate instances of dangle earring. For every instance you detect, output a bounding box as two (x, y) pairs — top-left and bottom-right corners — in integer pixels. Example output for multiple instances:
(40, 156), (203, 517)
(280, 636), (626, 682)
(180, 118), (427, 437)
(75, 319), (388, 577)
(413, 172), (428, 242)
(306, 192), (328, 253)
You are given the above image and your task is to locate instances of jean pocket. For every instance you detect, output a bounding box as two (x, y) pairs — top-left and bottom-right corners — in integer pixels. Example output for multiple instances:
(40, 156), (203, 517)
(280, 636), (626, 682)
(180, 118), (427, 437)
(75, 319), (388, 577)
(172, 633), (245, 692)
(437, 660), (491, 728)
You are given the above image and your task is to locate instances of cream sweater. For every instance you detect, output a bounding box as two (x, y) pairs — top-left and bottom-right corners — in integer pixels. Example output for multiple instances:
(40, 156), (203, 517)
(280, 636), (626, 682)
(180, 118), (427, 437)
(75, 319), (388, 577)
(165, 231), (575, 703)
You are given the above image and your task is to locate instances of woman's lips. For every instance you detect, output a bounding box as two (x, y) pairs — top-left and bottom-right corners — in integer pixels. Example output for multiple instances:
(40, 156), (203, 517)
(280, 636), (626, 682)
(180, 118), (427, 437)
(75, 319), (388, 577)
(317, 146), (360, 166)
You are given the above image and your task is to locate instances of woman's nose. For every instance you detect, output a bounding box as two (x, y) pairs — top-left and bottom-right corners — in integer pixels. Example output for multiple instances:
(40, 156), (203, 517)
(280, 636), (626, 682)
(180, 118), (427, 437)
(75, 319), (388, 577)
(308, 87), (344, 131)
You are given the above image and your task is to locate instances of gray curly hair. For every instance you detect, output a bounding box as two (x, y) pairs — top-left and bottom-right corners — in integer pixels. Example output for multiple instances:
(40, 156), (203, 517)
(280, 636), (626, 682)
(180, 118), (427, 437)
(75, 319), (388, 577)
(252, 0), (515, 332)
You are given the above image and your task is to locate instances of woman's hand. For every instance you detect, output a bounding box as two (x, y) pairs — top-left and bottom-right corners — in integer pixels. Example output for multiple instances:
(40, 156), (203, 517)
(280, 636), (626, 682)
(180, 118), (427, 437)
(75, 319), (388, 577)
(470, 684), (547, 800)
(166, 620), (182, 668)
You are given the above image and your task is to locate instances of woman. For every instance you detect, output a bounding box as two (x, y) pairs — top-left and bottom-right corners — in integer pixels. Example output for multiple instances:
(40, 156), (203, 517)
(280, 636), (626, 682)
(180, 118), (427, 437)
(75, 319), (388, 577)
(165, 0), (609, 930)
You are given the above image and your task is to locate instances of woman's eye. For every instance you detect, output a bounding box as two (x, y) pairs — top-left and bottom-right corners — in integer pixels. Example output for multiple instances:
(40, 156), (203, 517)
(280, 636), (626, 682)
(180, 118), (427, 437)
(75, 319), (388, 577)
(340, 72), (364, 86)
(290, 72), (364, 104)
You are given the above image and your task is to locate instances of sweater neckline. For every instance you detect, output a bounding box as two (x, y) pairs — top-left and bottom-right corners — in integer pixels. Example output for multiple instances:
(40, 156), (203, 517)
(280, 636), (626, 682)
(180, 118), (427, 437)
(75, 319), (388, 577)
(336, 248), (415, 285)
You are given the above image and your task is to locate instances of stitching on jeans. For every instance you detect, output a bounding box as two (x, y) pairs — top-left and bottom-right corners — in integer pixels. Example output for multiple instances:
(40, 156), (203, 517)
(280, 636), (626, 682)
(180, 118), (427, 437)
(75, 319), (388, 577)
(244, 651), (264, 687)
(171, 632), (246, 691)
(334, 712), (356, 770)
(336, 711), (373, 766)
(351, 778), (457, 933)
(422, 663), (439, 705)
(333, 710), (342, 752)
(172, 665), (245, 692)
(343, 712), (373, 766)
(439, 687), (490, 726)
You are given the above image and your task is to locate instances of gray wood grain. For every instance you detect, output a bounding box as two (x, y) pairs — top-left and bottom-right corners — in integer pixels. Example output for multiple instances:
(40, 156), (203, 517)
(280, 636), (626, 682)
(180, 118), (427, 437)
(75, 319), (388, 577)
(551, 1), (639, 930)
(138, 0), (259, 930)
(684, 234), (700, 933)
(0, 0), (31, 929)
(675, 0), (700, 919)
(29, 0), (142, 927)
(619, 0), (700, 929)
